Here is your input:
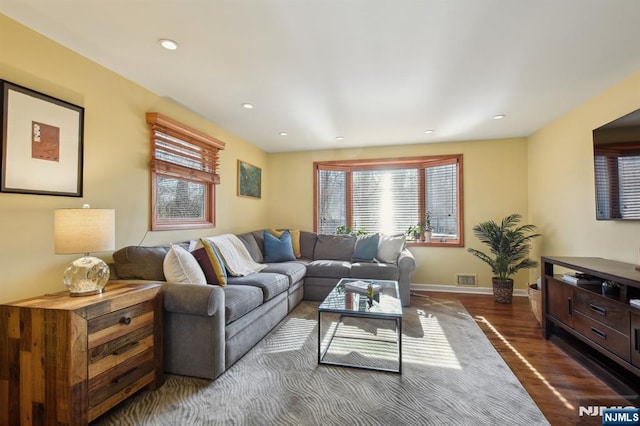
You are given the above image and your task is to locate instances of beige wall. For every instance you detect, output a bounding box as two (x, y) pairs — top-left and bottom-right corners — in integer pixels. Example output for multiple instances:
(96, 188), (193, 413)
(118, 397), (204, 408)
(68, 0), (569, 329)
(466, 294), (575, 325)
(6, 13), (640, 304)
(528, 70), (640, 274)
(268, 137), (530, 289)
(0, 16), (268, 303)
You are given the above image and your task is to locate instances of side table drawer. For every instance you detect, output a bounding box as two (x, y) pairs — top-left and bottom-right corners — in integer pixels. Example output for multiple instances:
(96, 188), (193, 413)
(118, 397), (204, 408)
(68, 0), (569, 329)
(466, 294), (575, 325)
(87, 300), (157, 421)
(88, 300), (155, 348)
(88, 349), (156, 421)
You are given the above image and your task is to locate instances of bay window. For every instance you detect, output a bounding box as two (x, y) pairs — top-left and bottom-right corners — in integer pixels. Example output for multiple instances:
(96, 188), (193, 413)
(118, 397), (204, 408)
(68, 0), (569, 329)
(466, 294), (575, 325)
(314, 155), (463, 246)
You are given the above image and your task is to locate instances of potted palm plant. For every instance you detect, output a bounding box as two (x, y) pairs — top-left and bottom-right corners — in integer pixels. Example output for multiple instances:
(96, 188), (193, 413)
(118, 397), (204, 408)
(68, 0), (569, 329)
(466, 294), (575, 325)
(467, 214), (541, 303)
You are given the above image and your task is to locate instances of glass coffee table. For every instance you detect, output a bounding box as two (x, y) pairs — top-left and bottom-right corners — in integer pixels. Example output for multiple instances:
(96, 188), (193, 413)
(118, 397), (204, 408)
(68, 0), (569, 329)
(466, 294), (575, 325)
(317, 278), (403, 374)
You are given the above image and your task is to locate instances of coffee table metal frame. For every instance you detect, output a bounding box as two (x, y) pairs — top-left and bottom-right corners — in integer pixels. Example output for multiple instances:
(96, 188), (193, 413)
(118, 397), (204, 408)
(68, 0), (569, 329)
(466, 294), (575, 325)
(317, 278), (403, 374)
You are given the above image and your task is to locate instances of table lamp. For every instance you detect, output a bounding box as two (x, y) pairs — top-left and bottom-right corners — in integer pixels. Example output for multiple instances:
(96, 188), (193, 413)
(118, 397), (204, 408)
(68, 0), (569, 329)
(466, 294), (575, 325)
(54, 204), (115, 296)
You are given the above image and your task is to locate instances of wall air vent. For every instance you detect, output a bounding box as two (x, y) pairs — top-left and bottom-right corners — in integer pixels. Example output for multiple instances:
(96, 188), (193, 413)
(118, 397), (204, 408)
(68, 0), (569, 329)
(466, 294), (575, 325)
(456, 273), (478, 287)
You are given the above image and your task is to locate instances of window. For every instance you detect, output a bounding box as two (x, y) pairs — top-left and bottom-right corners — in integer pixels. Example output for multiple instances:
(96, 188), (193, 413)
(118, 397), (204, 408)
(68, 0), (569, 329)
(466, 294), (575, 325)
(147, 113), (225, 230)
(314, 155), (463, 246)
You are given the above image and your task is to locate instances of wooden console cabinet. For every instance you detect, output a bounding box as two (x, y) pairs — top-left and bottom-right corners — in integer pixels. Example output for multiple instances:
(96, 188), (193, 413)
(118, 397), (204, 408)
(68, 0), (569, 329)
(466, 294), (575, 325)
(542, 256), (640, 387)
(0, 281), (163, 425)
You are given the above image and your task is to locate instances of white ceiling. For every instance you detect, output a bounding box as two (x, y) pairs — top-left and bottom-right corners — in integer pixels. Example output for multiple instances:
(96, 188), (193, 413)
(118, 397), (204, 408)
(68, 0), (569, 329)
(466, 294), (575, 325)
(3, 0), (640, 153)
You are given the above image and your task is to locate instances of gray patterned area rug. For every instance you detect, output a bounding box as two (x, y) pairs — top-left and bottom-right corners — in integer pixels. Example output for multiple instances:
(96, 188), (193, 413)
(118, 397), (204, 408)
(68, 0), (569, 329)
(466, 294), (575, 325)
(94, 295), (549, 425)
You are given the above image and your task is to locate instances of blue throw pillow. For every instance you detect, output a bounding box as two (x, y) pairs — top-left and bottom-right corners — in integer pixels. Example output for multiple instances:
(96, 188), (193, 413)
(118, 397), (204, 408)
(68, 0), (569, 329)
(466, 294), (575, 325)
(352, 233), (380, 262)
(263, 229), (296, 263)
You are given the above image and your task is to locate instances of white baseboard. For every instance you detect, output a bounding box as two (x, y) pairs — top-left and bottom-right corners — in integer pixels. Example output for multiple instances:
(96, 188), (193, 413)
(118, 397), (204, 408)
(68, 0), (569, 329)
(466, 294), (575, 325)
(410, 283), (529, 297)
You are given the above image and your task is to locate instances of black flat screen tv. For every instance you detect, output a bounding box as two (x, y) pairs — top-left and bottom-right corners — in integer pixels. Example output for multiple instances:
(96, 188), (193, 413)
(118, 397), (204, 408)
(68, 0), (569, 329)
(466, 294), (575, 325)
(593, 108), (640, 220)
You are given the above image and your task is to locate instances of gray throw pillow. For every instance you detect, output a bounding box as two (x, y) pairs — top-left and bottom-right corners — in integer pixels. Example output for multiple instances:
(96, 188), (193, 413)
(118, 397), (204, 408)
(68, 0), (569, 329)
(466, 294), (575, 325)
(314, 234), (356, 261)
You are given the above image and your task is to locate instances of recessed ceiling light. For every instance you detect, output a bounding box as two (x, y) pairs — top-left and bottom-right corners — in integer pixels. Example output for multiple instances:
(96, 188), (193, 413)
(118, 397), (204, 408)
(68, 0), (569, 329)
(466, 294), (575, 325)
(335, 136), (344, 141)
(493, 114), (506, 120)
(424, 130), (434, 134)
(279, 132), (288, 136)
(159, 39), (179, 50)
(242, 103), (254, 109)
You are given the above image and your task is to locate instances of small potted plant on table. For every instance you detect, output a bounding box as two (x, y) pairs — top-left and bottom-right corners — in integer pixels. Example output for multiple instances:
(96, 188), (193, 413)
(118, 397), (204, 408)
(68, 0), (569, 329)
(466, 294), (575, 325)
(467, 214), (541, 303)
(406, 223), (424, 242)
(423, 211), (434, 242)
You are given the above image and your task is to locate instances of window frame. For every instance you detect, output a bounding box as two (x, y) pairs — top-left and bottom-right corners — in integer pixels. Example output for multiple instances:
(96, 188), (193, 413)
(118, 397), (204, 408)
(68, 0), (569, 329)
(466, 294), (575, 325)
(313, 155), (464, 247)
(147, 112), (225, 231)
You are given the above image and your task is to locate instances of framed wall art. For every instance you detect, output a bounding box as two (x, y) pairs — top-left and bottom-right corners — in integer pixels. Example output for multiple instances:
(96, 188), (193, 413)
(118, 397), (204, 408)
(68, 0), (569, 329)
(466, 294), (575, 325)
(1, 80), (84, 196)
(237, 160), (261, 199)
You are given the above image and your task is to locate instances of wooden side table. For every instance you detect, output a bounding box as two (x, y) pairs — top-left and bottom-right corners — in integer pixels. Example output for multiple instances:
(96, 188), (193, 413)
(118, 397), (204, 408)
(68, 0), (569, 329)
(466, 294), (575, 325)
(0, 281), (163, 425)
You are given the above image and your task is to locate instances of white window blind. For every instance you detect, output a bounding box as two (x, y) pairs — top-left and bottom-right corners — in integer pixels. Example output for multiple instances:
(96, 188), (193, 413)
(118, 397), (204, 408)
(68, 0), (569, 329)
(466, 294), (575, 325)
(352, 169), (419, 235)
(318, 169), (346, 234)
(426, 163), (458, 238)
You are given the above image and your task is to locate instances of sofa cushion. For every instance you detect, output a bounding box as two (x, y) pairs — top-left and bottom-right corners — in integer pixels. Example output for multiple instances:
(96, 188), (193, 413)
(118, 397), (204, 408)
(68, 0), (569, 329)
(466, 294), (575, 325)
(313, 234), (356, 261)
(299, 231), (317, 260)
(192, 240), (227, 286)
(261, 261), (306, 287)
(263, 230), (296, 263)
(306, 260), (352, 279)
(113, 243), (187, 280)
(352, 233), (380, 262)
(350, 261), (399, 281)
(237, 232), (263, 263)
(227, 273), (289, 302)
(163, 244), (207, 285)
(223, 285), (263, 324)
(269, 229), (301, 258)
(377, 234), (406, 264)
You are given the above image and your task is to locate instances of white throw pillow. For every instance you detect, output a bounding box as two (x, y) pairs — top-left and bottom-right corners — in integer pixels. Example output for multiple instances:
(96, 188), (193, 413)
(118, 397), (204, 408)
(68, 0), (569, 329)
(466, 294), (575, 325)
(163, 244), (207, 284)
(376, 234), (406, 264)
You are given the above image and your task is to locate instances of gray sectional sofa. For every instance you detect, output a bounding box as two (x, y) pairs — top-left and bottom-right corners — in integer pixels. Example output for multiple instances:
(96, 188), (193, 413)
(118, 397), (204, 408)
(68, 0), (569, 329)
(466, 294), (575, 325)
(110, 229), (415, 380)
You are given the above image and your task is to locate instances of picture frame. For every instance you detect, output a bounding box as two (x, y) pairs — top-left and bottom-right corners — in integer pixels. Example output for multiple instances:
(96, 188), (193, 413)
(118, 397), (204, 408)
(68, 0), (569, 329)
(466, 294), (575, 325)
(1, 80), (84, 197)
(237, 160), (261, 199)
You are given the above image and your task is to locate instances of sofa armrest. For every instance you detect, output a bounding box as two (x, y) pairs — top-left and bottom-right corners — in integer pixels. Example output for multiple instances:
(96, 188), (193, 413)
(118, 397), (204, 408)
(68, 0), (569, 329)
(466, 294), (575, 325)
(163, 283), (224, 317)
(397, 248), (416, 271)
(397, 248), (416, 307)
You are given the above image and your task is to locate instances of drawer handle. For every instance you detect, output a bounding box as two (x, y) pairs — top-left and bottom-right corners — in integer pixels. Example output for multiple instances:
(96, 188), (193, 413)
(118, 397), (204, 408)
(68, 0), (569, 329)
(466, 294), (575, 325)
(112, 341), (139, 356)
(590, 326), (607, 340)
(636, 329), (640, 353)
(120, 316), (132, 325)
(112, 367), (137, 384)
(568, 297), (572, 316)
(589, 304), (606, 316)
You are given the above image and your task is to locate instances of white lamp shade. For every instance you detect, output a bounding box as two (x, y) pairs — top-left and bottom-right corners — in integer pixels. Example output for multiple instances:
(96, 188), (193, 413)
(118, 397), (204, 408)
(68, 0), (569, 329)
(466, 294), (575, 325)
(54, 208), (115, 254)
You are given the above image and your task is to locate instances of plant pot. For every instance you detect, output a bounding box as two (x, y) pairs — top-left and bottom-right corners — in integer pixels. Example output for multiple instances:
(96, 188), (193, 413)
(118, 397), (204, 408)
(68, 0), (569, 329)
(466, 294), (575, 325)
(424, 231), (432, 242)
(492, 278), (514, 304)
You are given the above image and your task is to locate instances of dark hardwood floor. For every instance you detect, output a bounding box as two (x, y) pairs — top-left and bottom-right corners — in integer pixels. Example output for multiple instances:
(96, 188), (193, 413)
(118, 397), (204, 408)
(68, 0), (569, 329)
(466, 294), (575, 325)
(414, 291), (637, 426)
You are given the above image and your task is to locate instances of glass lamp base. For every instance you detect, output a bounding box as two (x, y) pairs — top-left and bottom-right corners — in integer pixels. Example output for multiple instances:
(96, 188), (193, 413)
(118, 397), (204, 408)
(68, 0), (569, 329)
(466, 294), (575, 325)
(64, 256), (110, 296)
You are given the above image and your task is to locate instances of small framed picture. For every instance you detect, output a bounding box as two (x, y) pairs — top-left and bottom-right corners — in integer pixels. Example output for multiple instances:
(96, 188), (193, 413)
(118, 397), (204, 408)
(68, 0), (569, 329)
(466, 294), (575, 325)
(237, 160), (261, 199)
(0, 80), (84, 197)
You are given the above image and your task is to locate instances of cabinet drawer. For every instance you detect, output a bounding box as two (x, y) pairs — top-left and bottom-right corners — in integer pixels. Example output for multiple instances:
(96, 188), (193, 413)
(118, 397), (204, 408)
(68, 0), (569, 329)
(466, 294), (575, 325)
(89, 324), (154, 379)
(88, 347), (156, 421)
(573, 290), (628, 333)
(574, 311), (630, 362)
(88, 300), (155, 349)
